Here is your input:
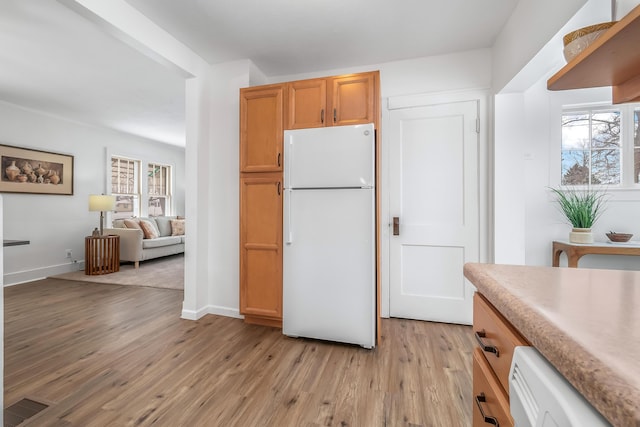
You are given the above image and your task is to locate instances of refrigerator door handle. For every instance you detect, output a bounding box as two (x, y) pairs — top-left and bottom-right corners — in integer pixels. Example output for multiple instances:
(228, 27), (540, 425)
(284, 138), (292, 188)
(284, 190), (293, 244)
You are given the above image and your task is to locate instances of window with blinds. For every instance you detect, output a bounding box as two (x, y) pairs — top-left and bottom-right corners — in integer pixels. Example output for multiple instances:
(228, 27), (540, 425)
(111, 156), (140, 220)
(148, 163), (171, 216)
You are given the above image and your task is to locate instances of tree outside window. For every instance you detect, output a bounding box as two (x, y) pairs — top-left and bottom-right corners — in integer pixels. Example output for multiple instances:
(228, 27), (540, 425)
(561, 109), (621, 185)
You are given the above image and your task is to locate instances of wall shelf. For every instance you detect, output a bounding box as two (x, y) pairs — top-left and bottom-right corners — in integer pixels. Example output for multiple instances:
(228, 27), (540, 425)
(547, 4), (640, 104)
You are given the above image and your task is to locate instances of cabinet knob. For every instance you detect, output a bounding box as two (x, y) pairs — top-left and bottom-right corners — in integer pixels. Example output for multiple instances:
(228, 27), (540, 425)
(321, 109), (324, 124)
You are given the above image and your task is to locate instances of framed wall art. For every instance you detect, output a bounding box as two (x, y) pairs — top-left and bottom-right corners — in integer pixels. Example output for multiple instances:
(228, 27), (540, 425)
(0, 144), (74, 195)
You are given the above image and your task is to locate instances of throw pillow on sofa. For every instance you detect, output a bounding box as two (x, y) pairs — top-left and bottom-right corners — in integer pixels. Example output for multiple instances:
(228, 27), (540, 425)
(123, 218), (142, 230)
(153, 216), (174, 237)
(139, 219), (160, 239)
(171, 219), (185, 236)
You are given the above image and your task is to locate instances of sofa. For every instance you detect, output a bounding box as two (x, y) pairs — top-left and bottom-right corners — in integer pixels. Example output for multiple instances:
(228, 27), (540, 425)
(104, 216), (185, 268)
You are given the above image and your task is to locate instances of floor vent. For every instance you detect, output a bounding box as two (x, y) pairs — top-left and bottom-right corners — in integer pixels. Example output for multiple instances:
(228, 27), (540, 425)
(4, 398), (49, 426)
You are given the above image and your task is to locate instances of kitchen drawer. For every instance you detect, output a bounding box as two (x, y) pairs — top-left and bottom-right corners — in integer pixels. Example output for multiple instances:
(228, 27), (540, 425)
(473, 347), (514, 427)
(473, 293), (528, 393)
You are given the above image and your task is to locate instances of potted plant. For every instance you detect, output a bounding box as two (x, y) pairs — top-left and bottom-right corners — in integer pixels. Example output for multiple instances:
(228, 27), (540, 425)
(549, 187), (607, 243)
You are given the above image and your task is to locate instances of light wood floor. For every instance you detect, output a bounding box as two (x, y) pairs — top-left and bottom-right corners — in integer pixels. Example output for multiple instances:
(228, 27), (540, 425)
(5, 279), (475, 426)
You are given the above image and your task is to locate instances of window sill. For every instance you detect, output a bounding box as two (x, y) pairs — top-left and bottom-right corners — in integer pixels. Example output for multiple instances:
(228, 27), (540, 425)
(547, 186), (640, 202)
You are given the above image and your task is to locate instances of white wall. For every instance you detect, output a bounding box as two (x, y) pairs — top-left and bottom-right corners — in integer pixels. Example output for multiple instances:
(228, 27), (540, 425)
(268, 49), (493, 317)
(181, 60), (253, 320)
(0, 195), (4, 423)
(1, 101), (185, 285)
(492, 0), (587, 93)
(185, 49), (495, 320)
(494, 0), (640, 270)
(205, 60), (251, 316)
(62, 0), (248, 321)
(494, 93), (526, 264)
(269, 48), (491, 99)
(521, 81), (640, 270)
(182, 74), (212, 320)
(61, 0), (633, 320)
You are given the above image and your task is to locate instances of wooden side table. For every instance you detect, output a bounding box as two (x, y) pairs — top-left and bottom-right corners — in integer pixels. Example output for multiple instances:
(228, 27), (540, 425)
(552, 240), (640, 268)
(85, 235), (120, 275)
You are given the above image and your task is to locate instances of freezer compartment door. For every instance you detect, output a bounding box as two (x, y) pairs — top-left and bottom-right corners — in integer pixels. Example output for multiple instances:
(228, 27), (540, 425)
(283, 188), (375, 348)
(284, 123), (374, 189)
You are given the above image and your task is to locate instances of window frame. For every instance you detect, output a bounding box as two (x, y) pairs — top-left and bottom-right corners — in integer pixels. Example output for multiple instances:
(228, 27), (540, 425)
(560, 102), (639, 190)
(147, 162), (172, 217)
(111, 156), (141, 220)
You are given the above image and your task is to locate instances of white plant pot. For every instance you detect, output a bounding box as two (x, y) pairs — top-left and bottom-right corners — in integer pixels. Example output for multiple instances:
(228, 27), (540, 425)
(570, 228), (593, 244)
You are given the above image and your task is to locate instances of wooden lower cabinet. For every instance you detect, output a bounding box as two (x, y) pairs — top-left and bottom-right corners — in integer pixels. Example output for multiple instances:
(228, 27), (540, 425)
(472, 293), (529, 427)
(473, 348), (513, 427)
(239, 173), (283, 327)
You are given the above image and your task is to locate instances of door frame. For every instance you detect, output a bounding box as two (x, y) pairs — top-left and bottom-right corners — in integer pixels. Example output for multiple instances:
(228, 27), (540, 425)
(380, 89), (493, 318)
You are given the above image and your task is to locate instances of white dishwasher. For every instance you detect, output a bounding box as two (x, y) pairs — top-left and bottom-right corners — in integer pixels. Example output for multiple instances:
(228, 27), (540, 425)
(509, 346), (611, 427)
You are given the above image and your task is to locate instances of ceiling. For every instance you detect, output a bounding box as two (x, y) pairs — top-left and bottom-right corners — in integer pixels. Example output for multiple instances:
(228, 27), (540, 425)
(0, 0), (520, 147)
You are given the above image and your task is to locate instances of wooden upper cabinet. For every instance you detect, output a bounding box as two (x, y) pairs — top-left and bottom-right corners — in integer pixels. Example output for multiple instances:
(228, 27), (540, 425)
(240, 84), (284, 172)
(287, 78), (327, 129)
(330, 73), (376, 126)
(285, 71), (379, 129)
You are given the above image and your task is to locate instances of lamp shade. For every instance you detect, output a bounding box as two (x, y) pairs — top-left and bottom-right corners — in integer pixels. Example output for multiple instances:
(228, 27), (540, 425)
(88, 194), (116, 212)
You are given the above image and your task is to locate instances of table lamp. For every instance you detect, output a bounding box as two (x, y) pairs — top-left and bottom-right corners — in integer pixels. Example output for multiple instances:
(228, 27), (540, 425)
(89, 194), (116, 235)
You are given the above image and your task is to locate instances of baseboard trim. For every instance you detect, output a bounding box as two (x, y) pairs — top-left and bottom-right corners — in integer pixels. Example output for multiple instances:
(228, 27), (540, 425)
(180, 306), (206, 320)
(4, 261), (85, 287)
(207, 305), (242, 319)
(181, 304), (242, 321)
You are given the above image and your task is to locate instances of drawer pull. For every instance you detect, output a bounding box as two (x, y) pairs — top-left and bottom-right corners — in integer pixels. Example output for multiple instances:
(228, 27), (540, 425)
(475, 330), (499, 357)
(475, 393), (499, 426)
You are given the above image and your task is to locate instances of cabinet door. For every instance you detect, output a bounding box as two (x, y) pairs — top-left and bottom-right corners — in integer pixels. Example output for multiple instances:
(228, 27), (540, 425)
(240, 174), (283, 322)
(286, 78), (327, 129)
(240, 85), (284, 172)
(330, 73), (376, 126)
(473, 348), (514, 427)
(473, 293), (529, 393)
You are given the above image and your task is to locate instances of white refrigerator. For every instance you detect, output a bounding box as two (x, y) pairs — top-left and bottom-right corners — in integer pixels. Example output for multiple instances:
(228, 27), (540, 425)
(283, 123), (375, 349)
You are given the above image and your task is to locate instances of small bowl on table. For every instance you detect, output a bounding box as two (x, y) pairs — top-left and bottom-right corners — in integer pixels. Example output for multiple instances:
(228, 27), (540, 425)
(606, 232), (633, 243)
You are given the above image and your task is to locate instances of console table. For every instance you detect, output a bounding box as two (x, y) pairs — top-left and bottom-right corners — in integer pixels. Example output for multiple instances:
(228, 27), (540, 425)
(85, 235), (120, 275)
(552, 240), (640, 268)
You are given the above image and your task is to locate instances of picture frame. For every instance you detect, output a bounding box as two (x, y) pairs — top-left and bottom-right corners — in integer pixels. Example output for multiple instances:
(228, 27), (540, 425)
(0, 144), (74, 195)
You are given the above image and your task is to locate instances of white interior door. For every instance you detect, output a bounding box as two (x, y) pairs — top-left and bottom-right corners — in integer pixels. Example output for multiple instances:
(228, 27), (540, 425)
(389, 101), (479, 325)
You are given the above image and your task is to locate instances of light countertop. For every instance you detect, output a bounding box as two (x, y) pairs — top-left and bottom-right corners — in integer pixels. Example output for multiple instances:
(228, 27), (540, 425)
(464, 263), (640, 427)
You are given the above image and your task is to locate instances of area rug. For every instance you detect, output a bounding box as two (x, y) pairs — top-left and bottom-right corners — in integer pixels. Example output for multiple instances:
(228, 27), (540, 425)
(51, 254), (184, 290)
